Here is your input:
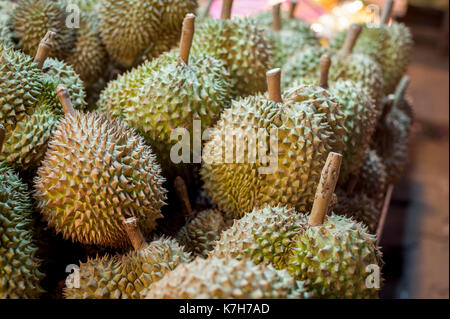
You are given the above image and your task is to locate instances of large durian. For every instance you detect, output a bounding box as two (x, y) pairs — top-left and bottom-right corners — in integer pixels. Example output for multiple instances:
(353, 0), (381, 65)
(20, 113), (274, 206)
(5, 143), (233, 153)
(0, 126), (45, 298)
(201, 69), (345, 217)
(328, 0), (413, 94)
(10, 0), (75, 60)
(34, 86), (167, 248)
(64, 229), (190, 299)
(146, 257), (311, 299)
(192, 0), (272, 97)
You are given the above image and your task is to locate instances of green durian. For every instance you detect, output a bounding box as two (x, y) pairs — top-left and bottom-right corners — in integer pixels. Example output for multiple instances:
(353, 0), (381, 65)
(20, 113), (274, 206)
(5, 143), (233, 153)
(34, 88), (167, 248)
(192, 3), (272, 97)
(146, 257), (311, 299)
(201, 69), (345, 217)
(0, 127), (45, 298)
(64, 237), (190, 299)
(10, 0), (75, 60)
(176, 209), (231, 258)
(356, 149), (388, 205)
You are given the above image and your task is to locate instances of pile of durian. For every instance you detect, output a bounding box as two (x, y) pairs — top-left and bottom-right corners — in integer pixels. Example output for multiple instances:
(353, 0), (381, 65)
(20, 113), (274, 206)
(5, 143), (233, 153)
(0, 0), (414, 299)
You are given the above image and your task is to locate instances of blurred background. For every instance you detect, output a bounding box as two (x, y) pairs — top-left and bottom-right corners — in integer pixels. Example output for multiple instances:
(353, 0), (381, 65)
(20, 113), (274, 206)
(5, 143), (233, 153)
(201, 0), (449, 299)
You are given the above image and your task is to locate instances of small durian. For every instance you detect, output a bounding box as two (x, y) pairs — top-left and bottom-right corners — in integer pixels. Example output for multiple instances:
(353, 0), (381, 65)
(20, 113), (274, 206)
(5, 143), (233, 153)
(10, 0), (75, 60)
(201, 69), (345, 217)
(192, 0), (272, 97)
(0, 126), (45, 299)
(34, 86), (167, 248)
(146, 257), (311, 299)
(64, 219), (190, 299)
(287, 152), (383, 298)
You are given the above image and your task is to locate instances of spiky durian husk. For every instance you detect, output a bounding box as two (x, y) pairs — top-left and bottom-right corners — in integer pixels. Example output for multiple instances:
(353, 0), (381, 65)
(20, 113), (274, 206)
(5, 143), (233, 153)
(0, 1), (14, 47)
(40, 57), (87, 111)
(69, 0), (101, 13)
(0, 44), (43, 130)
(64, 237), (190, 299)
(210, 206), (308, 269)
(0, 21), (13, 47)
(0, 163), (44, 298)
(356, 149), (388, 205)
(10, 0), (75, 60)
(99, 0), (163, 67)
(0, 104), (60, 172)
(161, 0), (198, 34)
(139, 32), (179, 63)
(201, 86), (345, 217)
(65, 14), (107, 87)
(192, 18), (272, 97)
(146, 256), (311, 299)
(288, 214), (383, 298)
(34, 111), (167, 248)
(176, 209), (230, 258)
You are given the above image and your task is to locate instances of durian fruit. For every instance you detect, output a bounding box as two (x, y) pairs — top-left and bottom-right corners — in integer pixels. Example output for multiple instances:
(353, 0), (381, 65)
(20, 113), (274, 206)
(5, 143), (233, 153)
(372, 76), (413, 184)
(201, 68), (345, 217)
(34, 86), (167, 248)
(283, 24), (384, 106)
(0, 1), (14, 47)
(192, 0), (272, 97)
(161, 0), (198, 36)
(146, 257), (311, 299)
(328, 0), (413, 94)
(139, 31), (180, 63)
(65, 13), (107, 87)
(64, 220), (191, 299)
(287, 152), (383, 298)
(69, 0), (101, 13)
(0, 126), (45, 298)
(10, 0), (75, 60)
(356, 149), (388, 205)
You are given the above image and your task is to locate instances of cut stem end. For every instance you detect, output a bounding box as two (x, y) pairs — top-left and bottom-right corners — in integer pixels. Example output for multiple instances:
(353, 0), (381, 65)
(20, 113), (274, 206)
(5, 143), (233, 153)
(221, 0), (234, 20)
(57, 84), (76, 117)
(267, 68), (283, 103)
(340, 24), (362, 56)
(179, 14), (196, 65)
(123, 218), (148, 251)
(273, 4), (282, 31)
(34, 31), (56, 69)
(174, 176), (193, 218)
(319, 54), (331, 89)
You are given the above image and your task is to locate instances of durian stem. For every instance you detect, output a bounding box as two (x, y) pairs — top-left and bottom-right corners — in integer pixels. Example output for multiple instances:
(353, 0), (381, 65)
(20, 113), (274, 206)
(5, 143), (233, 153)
(174, 176), (194, 218)
(289, 0), (298, 19)
(380, 0), (394, 25)
(339, 24), (362, 56)
(56, 84), (76, 117)
(309, 152), (343, 226)
(124, 218), (148, 251)
(328, 193), (338, 214)
(394, 76), (410, 109)
(0, 124), (5, 154)
(376, 184), (394, 245)
(33, 31), (56, 69)
(221, 0), (234, 20)
(203, 0), (214, 20)
(346, 172), (359, 194)
(380, 98), (394, 123)
(267, 68), (283, 103)
(319, 54), (331, 89)
(179, 14), (196, 65)
(273, 4), (282, 31)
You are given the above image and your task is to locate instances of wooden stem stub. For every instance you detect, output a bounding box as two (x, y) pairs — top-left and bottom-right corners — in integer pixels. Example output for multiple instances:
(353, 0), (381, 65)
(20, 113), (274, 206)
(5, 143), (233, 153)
(34, 31), (56, 69)
(221, 0), (234, 20)
(272, 4), (282, 31)
(340, 24), (362, 56)
(57, 84), (76, 117)
(394, 75), (410, 108)
(319, 54), (331, 89)
(179, 14), (196, 65)
(380, 0), (394, 25)
(267, 68), (283, 103)
(174, 176), (193, 218)
(289, 0), (298, 19)
(0, 124), (5, 154)
(124, 218), (148, 251)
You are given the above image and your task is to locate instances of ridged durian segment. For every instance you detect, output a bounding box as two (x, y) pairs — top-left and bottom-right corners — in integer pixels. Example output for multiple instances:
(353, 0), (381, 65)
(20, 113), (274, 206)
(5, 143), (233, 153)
(128, 55), (233, 156)
(98, 50), (177, 119)
(176, 209), (230, 258)
(10, 0), (75, 60)
(288, 214), (383, 298)
(201, 87), (345, 217)
(0, 104), (60, 172)
(64, 237), (190, 299)
(356, 149), (388, 205)
(40, 57), (87, 112)
(192, 18), (272, 97)
(0, 44), (43, 130)
(334, 190), (380, 233)
(65, 13), (107, 86)
(0, 163), (45, 299)
(34, 111), (167, 248)
(99, 0), (163, 67)
(328, 23), (413, 94)
(210, 206), (308, 269)
(161, 0), (198, 35)
(146, 257), (311, 299)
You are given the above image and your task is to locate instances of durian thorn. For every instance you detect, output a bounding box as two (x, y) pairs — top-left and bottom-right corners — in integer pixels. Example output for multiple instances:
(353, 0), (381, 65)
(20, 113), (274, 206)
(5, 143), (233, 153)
(380, 0), (394, 25)
(34, 31), (56, 69)
(57, 85), (76, 117)
(123, 217), (148, 251)
(221, 0), (234, 20)
(0, 124), (5, 154)
(179, 14), (196, 65)
(339, 24), (362, 56)
(272, 3), (282, 31)
(394, 76), (410, 109)
(319, 54), (331, 89)
(309, 152), (343, 227)
(267, 68), (283, 103)
(289, 0), (299, 19)
(174, 176), (194, 218)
